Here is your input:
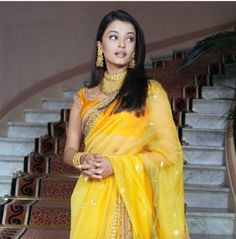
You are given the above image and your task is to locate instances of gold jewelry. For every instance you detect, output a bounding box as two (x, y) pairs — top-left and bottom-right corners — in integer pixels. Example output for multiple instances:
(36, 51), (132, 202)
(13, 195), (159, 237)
(100, 71), (127, 95)
(96, 44), (104, 68)
(128, 52), (135, 69)
(72, 152), (84, 169)
(104, 71), (127, 81)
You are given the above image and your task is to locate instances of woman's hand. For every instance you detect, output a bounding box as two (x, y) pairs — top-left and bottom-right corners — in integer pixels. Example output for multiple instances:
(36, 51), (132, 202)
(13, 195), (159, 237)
(79, 154), (114, 180)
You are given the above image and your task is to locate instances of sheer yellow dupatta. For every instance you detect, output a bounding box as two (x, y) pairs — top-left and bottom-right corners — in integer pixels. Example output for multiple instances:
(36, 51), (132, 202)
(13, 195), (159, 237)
(70, 81), (189, 239)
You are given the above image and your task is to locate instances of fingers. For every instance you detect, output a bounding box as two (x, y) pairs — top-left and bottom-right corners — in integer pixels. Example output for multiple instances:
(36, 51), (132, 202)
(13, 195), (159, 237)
(82, 168), (103, 180)
(81, 154), (104, 168)
(79, 153), (111, 180)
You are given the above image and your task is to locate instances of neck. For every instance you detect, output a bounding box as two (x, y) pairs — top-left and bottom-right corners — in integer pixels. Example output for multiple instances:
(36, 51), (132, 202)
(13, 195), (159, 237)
(104, 70), (127, 81)
(100, 70), (127, 96)
(106, 65), (128, 75)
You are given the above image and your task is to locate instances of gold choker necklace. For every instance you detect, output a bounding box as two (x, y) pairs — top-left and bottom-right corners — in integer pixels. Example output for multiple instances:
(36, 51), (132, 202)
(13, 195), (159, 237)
(100, 71), (127, 95)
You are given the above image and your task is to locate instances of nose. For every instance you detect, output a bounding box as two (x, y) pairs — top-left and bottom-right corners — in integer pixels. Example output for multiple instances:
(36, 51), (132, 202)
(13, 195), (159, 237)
(118, 39), (125, 48)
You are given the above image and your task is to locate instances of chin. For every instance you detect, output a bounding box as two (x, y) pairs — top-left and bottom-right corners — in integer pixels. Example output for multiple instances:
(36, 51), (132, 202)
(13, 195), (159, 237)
(106, 59), (129, 69)
(113, 60), (129, 67)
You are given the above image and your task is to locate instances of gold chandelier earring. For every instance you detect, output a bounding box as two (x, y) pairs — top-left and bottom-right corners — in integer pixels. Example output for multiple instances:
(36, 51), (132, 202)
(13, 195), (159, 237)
(96, 44), (104, 68)
(128, 52), (135, 69)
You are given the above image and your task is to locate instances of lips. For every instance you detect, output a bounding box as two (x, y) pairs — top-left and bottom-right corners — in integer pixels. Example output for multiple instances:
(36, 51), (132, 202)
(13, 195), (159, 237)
(115, 51), (127, 58)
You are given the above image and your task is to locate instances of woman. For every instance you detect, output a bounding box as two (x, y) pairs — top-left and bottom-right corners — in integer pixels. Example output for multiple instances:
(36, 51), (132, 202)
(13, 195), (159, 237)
(64, 10), (190, 239)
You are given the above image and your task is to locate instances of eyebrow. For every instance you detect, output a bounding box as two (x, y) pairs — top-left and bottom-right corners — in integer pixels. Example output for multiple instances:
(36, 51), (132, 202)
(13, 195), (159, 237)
(107, 30), (136, 35)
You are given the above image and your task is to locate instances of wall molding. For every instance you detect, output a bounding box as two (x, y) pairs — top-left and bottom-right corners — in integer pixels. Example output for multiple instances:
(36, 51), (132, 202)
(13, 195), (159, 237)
(1, 20), (235, 119)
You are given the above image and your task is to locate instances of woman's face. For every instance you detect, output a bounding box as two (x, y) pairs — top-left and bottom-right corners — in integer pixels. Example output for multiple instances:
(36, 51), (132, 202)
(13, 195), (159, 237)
(99, 20), (136, 72)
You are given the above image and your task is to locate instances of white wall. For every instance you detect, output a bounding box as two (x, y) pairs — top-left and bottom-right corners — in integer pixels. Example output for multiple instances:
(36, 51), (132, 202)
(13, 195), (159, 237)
(0, 1), (236, 120)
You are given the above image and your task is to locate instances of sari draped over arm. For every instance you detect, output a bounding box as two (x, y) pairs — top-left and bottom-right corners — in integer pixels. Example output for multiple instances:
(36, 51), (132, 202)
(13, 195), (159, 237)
(70, 80), (190, 239)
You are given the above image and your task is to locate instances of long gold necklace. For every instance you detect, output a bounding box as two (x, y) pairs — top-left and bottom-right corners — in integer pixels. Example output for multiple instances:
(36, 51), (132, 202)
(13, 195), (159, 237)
(100, 70), (127, 96)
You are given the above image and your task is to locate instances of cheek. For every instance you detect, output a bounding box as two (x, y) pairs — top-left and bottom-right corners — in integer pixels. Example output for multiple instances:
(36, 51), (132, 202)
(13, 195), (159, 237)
(101, 41), (114, 55)
(128, 45), (136, 58)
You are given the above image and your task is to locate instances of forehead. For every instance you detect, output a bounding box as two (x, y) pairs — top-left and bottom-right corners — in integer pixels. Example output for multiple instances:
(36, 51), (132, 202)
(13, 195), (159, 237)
(104, 20), (135, 35)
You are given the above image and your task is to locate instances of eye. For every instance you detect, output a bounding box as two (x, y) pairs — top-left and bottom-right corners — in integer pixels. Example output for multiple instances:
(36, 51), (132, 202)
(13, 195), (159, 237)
(109, 35), (118, 40)
(126, 36), (135, 42)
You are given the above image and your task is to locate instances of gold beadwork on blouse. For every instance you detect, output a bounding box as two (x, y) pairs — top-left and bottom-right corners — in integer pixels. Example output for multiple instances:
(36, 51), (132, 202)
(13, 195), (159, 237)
(80, 71), (127, 138)
(81, 95), (116, 138)
(73, 91), (82, 110)
(77, 72), (127, 138)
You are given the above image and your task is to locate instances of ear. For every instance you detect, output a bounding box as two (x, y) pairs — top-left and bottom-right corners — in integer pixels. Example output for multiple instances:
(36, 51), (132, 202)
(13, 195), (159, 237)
(97, 41), (103, 51)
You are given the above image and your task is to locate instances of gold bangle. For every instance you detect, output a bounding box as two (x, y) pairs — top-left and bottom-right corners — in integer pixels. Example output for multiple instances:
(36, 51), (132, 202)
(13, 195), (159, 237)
(72, 152), (84, 169)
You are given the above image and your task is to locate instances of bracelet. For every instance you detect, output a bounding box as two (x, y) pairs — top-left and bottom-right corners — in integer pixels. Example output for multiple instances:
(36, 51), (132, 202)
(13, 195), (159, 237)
(72, 152), (84, 169)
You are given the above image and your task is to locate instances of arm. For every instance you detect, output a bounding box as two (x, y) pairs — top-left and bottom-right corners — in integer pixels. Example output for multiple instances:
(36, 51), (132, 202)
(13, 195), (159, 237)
(63, 100), (83, 167)
(64, 89), (113, 179)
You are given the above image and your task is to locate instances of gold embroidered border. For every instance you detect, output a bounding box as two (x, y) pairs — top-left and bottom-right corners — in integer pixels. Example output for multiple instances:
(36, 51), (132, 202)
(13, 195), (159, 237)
(110, 194), (132, 239)
(81, 95), (116, 138)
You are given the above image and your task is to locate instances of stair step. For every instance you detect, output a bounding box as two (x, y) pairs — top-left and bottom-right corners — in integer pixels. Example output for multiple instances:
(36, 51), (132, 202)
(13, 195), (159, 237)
(63, 89), (77, 99)
(184, 113), (226, 129)
(1, 199), (70, 226)
(0, 223), (234, 239)
(212, 74), (236, 88)
(182, 128), (225, 147)
(184, 164), (226, 186)
(42, 98), (71, 110)
(185, 185), (229, 209)
(0, 176), (13, 197)
(191, 235), (235, 239)
(186, 207), (235, 235)
(224, 63), (236, 74)
(0, 156), (24, 176)
(13, 176), (77, 198)
(201, 86), (235, 100)
(182, 145), (224, 166)
(24, 109), (61, 123)
(0, 137), (34, 156)
(192, 99), (233, 115)
(25, 155), (78, 175)
(0, 227), (69, 239)
(7, 122), (48, 139)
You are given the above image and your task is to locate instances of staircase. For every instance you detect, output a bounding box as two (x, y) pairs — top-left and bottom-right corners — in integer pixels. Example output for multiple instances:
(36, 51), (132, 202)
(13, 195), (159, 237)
(184, 69), (236, 236)
(0, 49), (236, 238)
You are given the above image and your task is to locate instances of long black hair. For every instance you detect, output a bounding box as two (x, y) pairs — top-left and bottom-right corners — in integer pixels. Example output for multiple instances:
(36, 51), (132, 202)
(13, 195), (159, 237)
(86, 10), (149, 116)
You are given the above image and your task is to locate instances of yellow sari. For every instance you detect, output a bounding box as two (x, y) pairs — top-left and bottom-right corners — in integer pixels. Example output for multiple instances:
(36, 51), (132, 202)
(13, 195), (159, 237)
(70, 80), (190, 239)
